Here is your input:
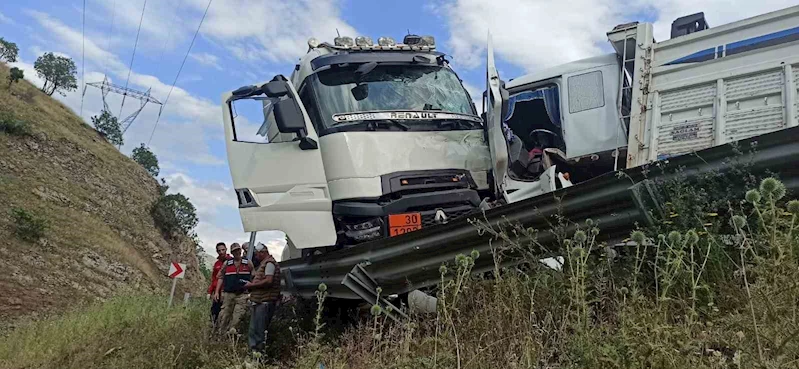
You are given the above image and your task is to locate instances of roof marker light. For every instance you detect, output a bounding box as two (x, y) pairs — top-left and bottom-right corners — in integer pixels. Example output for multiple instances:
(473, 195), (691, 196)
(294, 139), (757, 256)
(334, 36), (354, 47)
(377, 36), (396, 46)
(355, 36), (373, 46)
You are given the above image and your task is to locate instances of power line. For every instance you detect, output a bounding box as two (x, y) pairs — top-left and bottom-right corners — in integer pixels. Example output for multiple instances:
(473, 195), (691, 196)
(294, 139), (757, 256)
(79, 0), (86, 118)
(156, 0), (186, 63)
(103, 0), (117, 77)
(119, 0), (147, 118)
(148, 0), (213, 146)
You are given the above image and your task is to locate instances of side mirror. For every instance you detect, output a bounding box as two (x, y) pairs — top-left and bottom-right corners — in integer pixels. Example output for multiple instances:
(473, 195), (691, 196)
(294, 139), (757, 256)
(261, 81), (289, 98)
(351, 84), (369, 101)
(274, 98), (305, 133)
(273, 97), (318, 150)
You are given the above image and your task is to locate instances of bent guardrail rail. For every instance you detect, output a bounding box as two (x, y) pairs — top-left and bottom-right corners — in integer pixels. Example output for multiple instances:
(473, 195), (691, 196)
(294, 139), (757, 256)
(280, 127), (799, 310)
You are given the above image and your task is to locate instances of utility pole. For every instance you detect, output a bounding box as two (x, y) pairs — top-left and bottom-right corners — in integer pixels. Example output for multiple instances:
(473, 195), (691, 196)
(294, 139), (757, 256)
(82, 76), (163, 136)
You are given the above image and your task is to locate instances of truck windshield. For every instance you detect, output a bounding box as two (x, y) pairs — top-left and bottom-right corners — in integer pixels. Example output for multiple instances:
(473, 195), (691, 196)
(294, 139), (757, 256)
(303, 64), (477, 133)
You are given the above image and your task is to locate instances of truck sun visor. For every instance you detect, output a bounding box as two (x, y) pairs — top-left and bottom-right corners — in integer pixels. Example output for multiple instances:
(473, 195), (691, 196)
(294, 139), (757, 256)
(310, 51), (445, 71)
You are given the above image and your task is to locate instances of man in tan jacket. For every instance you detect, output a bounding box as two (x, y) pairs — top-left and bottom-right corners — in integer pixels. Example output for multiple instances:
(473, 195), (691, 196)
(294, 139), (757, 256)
(243, 242), (281, 353)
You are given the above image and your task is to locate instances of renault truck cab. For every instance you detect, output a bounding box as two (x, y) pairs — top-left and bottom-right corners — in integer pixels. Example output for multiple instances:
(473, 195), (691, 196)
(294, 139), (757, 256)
(222, 34), (572, 258)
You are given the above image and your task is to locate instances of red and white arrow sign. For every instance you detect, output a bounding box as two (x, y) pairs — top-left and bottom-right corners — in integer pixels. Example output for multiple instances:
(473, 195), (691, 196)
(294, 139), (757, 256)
(168, 262), (186, 279)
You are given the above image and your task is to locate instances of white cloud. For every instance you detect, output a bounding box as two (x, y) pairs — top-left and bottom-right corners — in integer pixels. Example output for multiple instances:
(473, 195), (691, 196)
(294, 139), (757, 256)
(0, 10), (14, 25)
(162, 173), (235, 220)
(645, 0), (799, 43)
(189, 52), (222, 70)
(192, 0), (359, 64)
(434, 0), (621, 72)
(89, 0), (191, 53)
(461, 81), (483, 111)
(436, 0), (797, 73)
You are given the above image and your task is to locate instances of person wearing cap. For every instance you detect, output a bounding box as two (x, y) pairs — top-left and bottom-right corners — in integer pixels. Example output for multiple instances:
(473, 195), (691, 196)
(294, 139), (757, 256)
(242, 241), (259, 266)
(208, 242), (231, 326)
(213, 242), (252, 335)
(243, 242), (281, 353)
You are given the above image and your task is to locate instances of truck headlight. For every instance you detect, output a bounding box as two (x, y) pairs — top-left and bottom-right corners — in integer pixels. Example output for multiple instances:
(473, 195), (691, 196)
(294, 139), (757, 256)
(344, 218), (383, 241)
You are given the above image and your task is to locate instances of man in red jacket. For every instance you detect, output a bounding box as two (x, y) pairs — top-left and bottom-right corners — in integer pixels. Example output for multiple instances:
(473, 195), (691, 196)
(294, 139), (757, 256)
(208, 242), (230, 326)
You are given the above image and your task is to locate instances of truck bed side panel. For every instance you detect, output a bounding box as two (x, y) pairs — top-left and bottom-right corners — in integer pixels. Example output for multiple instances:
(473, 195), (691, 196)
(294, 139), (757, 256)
(643, 6), (799, 162)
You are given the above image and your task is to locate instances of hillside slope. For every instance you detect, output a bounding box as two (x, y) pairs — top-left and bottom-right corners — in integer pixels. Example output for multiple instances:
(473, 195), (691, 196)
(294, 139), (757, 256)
(0, 64), (205, 328)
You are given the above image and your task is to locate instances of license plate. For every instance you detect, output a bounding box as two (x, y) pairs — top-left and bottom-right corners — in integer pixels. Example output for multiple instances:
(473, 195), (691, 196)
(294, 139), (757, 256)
(388, 212), (422, 237)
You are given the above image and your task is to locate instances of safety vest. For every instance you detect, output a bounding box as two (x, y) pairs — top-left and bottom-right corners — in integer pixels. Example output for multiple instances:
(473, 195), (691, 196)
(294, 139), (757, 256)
(249, 255), (281, 303)
(221, 259), (252, 293)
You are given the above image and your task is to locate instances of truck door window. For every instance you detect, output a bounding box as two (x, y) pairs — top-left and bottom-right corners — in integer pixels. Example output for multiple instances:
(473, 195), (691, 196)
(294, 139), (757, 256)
(567, 71), (605, 113)
(229, 98), (294, 144)
(503, 85), (565, 181)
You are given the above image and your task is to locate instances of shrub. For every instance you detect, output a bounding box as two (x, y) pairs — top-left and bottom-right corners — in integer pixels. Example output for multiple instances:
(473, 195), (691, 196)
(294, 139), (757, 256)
(11, 207), (48, 242)
(91, 110), (123, 146)
(151, 192), (199, 240)
(7, 67), (24, 87)
(0, 110), (31, 136)
(131, 143), (159, 177)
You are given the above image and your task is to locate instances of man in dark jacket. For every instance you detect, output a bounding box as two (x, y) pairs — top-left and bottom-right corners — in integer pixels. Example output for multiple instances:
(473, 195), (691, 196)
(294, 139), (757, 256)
(208, 242), (230, 326)
(243, 242), (281, 353)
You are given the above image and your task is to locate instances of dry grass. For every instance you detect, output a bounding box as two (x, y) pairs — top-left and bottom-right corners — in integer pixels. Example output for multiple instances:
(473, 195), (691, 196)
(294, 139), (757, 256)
(284, 178), (799, 369)
(0, 174), (796, 369)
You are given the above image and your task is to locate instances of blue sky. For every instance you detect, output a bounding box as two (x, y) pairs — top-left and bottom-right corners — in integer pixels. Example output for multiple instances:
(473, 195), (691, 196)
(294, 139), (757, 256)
(1, 0), (793, 256)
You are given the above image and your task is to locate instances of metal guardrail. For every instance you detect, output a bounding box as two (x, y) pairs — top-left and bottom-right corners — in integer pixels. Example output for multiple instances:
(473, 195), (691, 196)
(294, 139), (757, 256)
(280, 127), (799, 306)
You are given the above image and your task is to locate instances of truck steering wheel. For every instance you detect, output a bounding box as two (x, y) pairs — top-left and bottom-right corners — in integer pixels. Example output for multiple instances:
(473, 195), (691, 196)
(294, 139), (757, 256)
(528, 129), (558, 149)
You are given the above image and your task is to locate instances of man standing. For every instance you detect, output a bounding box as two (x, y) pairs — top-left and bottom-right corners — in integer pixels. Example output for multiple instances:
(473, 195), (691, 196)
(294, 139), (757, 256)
(213, 243), (252, 335)
(208, 242), (230, 326)
(243, 242), (281, 353)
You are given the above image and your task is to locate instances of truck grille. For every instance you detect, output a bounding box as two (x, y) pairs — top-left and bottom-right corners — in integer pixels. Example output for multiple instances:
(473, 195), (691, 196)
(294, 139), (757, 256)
(418, 205), (476, 228)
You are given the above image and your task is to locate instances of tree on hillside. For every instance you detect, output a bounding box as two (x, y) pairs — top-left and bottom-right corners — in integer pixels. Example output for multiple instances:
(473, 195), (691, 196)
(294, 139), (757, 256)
(151, 192), (199, 239)
(7, 67), (23, 88)
(131, 143), (160, 177)
(33, 52), (77, 96)
(0, 37), (19, 63)
(91, 110), (124, 146)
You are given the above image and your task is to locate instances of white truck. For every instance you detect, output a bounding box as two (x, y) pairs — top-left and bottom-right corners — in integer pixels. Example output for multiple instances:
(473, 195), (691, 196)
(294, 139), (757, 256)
(222, 6), (799, 260)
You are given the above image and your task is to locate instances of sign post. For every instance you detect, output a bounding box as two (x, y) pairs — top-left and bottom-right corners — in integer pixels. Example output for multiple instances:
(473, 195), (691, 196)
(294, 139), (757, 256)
(167, 262), (186, 307)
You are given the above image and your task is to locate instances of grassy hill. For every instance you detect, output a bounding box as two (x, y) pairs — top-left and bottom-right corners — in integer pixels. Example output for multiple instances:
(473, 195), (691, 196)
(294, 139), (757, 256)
(0, 64), (205, 330)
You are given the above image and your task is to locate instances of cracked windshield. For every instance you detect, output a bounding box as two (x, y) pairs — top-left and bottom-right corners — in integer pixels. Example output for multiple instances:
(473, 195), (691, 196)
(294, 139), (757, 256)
(307, 65), (476, 129)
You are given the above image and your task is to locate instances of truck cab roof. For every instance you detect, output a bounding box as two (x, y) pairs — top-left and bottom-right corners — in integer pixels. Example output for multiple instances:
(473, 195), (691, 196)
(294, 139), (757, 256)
(505, 53), (618, 92)
(290, 42), (446, 89)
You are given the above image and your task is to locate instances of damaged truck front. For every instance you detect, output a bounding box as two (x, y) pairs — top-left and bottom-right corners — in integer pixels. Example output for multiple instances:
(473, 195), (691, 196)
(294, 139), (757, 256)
(222, 35), (501, 259)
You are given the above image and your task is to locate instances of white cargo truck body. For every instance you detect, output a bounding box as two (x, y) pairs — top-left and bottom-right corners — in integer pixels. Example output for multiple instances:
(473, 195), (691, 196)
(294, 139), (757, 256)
(627, 6), (799, 165)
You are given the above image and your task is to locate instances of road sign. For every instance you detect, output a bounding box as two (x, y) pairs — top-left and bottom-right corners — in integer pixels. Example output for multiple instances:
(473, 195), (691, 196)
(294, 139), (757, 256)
(167, 262), (186, 308)
(168, 262), (186, 279)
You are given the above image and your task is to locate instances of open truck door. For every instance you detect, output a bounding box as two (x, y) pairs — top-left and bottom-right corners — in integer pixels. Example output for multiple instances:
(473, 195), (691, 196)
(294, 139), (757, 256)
(484, 35), (574, 204)
(485, 33), (510, 199)
(222, 76), (337, 249)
